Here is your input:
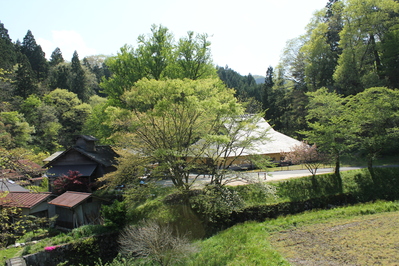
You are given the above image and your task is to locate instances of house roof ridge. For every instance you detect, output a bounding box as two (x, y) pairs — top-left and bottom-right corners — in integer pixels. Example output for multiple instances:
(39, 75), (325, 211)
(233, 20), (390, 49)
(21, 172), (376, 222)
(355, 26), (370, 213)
(64, 191), (92, 195)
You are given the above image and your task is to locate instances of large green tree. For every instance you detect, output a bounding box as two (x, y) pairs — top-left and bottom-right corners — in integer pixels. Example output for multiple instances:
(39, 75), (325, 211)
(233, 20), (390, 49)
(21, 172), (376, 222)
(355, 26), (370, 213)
(14, 53), (37, 99)
(301, 87), (351, 190)
(334, 0), (399, 95)
(115, 78), (242, 190)
(43, 89), (91, 147)
(20, 95), (62, 152)
(49, 47), (64, 67)
(346, 87), (399, 177)
(101, 25), (216, 106)
(0, 111), (34, 149)
(0, 21), (17, 70)
(20, 30), (48, 81)
(176, 31), (215, 80)
(70, 51), (94, 102)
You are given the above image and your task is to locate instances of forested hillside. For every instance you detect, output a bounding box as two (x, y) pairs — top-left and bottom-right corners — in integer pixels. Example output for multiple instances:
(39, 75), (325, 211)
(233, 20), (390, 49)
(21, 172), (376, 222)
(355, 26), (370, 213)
(1, 0), (399, 159)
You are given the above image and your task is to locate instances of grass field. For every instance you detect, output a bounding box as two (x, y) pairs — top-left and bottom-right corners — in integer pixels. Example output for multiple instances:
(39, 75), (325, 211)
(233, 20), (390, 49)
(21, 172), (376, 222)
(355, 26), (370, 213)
(188, 201), (399, 265)
(270, 211), (399, 265)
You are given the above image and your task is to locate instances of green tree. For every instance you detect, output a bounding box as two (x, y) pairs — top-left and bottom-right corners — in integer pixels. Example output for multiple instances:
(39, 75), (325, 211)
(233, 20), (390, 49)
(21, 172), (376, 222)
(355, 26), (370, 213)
(118, 78), (242, 190)
(0, 111), (34, 149)
(136, 24), (174, 80)
(0, 68), (15, 105)
(334, 0), (399, 95)
(70, 50), (93, 102)
(302, 21), (336, 91)
(20, 95), (61, 152)
(15, 53), (37, 99)
(44, 88), (91, 147)
(197, 114), (271, 186)
(101, 25), (217, 106)
(175, 31), (216, 80)
(20, 30), (48, 81)
(380, 26), (399, 89)
(216, 66), (262, 105)
(262, 66), (274, 111)
(82, 96), (114, 144)
(346, 87), (399, 177)
(301, 87), (350, 190)
(0, 21), (17, 70)
(47, 62), (70, 90)
(49, 47), (64, 67)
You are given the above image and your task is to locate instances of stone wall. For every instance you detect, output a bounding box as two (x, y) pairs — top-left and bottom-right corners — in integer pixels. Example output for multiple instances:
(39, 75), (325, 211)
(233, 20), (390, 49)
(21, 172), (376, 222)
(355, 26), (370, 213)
(22, 232), (119, 266)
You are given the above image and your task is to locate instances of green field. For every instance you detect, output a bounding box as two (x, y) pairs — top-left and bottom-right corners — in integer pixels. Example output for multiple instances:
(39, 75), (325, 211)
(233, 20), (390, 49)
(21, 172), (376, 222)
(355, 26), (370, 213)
(188, 201), (399, 265)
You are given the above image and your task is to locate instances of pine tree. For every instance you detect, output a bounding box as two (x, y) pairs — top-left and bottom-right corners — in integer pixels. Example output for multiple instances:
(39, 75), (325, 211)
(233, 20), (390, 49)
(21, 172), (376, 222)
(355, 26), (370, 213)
(0, 21), (17, 70)
(262, 66), (274, 111)
(49, 47), (64, 66)
(70, 51), (88, 101)
(21, 30), (48, 81)
(15, 53), (37, 99)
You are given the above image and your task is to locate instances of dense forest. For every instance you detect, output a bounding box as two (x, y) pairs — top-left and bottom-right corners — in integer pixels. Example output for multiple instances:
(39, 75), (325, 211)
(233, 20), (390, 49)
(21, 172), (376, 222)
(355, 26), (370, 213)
(1, 0), (399, 160)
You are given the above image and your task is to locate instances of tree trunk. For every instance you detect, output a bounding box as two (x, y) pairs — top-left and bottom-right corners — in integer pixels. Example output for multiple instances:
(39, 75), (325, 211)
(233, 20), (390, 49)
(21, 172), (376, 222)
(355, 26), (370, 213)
(367, 155), (375, 179)
(334, 152), (343, 192)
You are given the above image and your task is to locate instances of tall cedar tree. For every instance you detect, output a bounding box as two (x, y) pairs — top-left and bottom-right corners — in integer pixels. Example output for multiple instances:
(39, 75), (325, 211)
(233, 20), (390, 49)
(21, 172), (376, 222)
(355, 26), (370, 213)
(49, 47), (64, 66)
(70, 51), (87, 101)
(0, 22), (17, 70)
(262, 66), (274, 112)
(15, 53), (37, 99)
(20, 30), (48, 81)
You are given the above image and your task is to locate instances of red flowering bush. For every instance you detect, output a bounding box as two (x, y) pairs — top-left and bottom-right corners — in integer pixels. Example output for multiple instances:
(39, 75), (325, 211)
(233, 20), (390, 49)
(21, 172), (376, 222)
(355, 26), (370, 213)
(53, 170), (92, 194)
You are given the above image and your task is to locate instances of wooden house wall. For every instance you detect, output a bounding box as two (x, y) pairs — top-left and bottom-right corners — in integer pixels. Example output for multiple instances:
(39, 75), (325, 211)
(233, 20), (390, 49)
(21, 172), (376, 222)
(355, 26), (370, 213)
(55, 207), (74, 228)
(52, 150), (96, 166)
(54, 199), (102, 229)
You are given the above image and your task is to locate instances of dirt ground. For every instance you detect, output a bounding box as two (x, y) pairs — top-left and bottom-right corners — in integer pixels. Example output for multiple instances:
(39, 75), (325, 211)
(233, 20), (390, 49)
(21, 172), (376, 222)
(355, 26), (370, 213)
(270, 211), (399, 266)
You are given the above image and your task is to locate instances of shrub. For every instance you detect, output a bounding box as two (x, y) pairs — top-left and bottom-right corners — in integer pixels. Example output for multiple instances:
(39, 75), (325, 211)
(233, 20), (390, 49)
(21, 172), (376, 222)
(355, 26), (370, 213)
(101, 200), (127, 228)
(72, 225), (110, 238)
(119, 220), (197, 266)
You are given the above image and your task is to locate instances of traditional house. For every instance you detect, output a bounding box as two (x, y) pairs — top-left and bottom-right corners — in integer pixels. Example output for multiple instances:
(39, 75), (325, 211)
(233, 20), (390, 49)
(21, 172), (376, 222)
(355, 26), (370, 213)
(43, 135), (118, 189)
(48, 191), (103, 229)
(193, 115), (302, 169)
(0, 192), (54, 217)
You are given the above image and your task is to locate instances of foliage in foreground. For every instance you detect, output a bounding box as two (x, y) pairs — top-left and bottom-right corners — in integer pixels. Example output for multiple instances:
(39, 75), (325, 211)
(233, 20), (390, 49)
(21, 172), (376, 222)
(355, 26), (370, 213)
(118, 220), (197, 266)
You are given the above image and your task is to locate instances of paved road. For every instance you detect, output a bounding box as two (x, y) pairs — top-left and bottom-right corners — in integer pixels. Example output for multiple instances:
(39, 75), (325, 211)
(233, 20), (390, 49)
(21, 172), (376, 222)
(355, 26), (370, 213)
(157, 166), (365, 187)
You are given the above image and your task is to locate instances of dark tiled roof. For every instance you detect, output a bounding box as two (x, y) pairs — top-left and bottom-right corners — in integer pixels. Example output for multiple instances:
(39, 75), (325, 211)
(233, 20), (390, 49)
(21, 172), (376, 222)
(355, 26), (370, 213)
(76, 135), (98, 142)
(74, 146), (118, 167)
(48, 191), (92, 208)
(43, 151), (64, 162)
(44, 146), (118, 168)
(0, 192), (52, 209)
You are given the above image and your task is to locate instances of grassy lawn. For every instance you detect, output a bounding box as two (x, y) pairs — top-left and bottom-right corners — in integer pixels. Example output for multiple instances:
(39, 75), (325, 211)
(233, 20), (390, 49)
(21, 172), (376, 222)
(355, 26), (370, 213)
(0, 247), (22, 265)
(188, 201), (399, 265)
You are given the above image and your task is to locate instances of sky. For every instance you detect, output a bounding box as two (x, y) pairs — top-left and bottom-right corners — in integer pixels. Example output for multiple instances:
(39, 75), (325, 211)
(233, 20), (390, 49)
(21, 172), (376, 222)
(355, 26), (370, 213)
(1, 0), (327, 76)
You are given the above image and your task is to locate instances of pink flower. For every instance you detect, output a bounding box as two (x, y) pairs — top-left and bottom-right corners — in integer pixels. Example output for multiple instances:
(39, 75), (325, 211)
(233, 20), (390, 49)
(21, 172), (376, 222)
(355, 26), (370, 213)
(44, 246), (57, 251)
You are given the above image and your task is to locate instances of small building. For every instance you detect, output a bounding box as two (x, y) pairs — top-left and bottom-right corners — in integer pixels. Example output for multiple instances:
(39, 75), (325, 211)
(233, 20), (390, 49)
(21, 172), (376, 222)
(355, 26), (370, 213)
(0, 192), (54, 217)
(43, 135), (118, 189)
(48, 191), (103, 229)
